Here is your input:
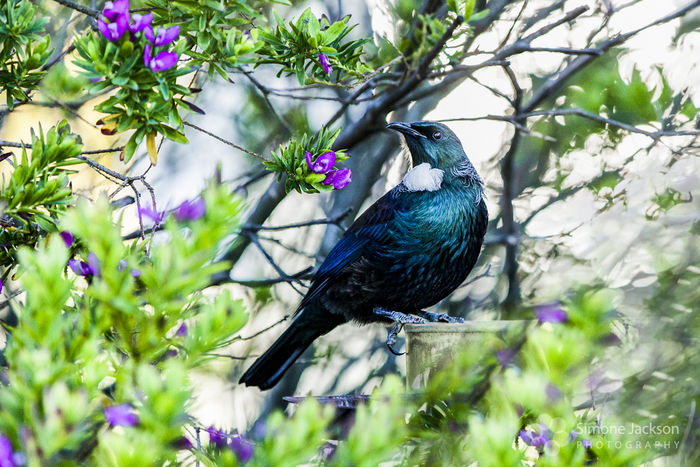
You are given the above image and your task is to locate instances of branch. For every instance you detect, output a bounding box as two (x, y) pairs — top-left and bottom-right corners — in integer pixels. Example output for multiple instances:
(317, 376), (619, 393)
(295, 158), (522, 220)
(523, 46), (602, 56)
(241, 207), (352, 232)
(523, 0), (700, 113)
(244, 232), (306, 295)
(519, 108), (700, 140)
(329, 14), (466, 150)
(499, 64), (523, 312)
(211, 267), (314, 288)
(0, 290), (24, 312)
(183, 121), (267, 161)
(397, 6), (591, 109)
(52, 0), (100, 19)
(0, 140), (123, 156)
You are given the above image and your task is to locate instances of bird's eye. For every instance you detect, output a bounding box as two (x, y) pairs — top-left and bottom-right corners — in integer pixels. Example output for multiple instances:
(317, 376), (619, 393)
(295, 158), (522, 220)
(432, 131), (442, 140)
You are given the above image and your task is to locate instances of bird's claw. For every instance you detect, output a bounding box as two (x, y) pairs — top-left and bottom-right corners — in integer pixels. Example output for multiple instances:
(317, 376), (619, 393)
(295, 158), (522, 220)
(373, 308), (428, 355)
(373, 307), (427, 324)
(417, 311), (464, 323)
(386, 322), (405, 356)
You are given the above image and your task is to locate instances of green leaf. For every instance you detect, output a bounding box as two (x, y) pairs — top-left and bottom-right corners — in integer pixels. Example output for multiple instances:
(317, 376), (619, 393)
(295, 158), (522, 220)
(464, 0), (476, 20)
(159, 125), (188, 144)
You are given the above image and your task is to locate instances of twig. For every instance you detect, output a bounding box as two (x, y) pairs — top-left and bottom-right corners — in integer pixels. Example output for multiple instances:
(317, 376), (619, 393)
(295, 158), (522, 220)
(244, 232), (305, 295)
(240, 70), (293, 135)
(524, 46), (602, 55)
(519, 108), (700, 140)
(237, 315), (291, 341)
(183, 121), (267, 161)
(0, 140), (124, 156)
(242, 207), (352, 232)
(212, 267), (314, 288)
(52, 0), (100, 18)
(0, 290), (24, 312)
(257, 234), (316, 259)
(523, 0), (700, 113)
(42, 44), (77, 71)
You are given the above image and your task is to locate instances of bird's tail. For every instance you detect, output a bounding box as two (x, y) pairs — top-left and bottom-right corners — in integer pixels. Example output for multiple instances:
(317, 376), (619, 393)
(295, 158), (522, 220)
(239, 305), (341, 390)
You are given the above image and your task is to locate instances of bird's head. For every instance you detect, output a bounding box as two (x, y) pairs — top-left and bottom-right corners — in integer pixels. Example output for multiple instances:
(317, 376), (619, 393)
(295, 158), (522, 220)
(386, 121), (474, 177)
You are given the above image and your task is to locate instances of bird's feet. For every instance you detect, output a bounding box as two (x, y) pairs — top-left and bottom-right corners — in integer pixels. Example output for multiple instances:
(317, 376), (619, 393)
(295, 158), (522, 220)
(417, 310), (465, 323)
(372, 307), (427, 324)
(386, 323), (405, 356)
(372, 308), (426, 355)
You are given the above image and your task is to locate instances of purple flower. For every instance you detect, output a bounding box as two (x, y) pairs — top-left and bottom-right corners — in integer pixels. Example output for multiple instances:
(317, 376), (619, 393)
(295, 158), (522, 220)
(128, 12), (153, 33)
(176, 323), (187, 337)
(230, 434), (254, 462)
(0, 278), (3, 295)
(496, 348), (516, 368)
(545, 383), (562, 402)
(569, 430), (579, 442)
(0, 434), (14, 467)
(87, 252), (102, 277)
(520, 424), (552, 448)
(139, 203), (165, 225)
(98, 14), (128, 42)
(514, 403), (524, 417)
(69, 259), (90, 277)
(69, 253), (101, 279)
(148, 50), (179, 72)
(104, 404), (139, 427)
(174, 198), (206, 221)
(143, 26), (154, 42)
(102, 0), (129, 22)
(323, 168), (352, 190)
(534, 302), (567, 324)
(318, 53), (332, 74)
(117, 259), (127, 271)
(60, 231), (74, 248)
(150, 25), (180, 46)
(173, 436), (193, 450)
(520, 429), (534, 446)
(144, 43), (152, 67)
(131, 268), (141, 278)
(207, 426), (228, 449)
(582, 439), (592, 448)
(306, 151), (336, 174)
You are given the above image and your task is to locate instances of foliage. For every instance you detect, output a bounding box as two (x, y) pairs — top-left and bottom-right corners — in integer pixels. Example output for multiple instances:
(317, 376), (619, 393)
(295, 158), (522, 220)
(257, 8), (373, 85)
(73, 20), (193, 163)
(264, 126), (349, 193)
(0, 184), (248, 465)
(0, 0), (51, 109)
(144, 0), (263, 79)
(0, 121), (83, 268)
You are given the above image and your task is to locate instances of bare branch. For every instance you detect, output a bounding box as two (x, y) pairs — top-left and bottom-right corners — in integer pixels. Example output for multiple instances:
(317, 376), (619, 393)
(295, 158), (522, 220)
(519, 108), (700, 140)
(212, 267), (314, 288)
(183, 121), (267, 161)
(499, 63), (523, 311)
(523, 0), (700, 113)
(52, 0), (100, 18)
(242, 207), (352, 232)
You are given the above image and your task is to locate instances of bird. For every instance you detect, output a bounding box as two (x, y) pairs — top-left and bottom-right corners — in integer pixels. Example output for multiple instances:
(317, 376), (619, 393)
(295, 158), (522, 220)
(239, 121), (488, 390)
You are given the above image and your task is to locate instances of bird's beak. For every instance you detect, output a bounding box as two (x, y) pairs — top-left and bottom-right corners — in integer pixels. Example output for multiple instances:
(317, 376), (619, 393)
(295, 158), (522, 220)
(386, 122), (426, 139)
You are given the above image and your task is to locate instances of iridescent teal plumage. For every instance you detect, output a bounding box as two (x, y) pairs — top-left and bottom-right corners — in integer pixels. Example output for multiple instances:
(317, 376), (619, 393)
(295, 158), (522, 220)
(240, 121), (488, 389)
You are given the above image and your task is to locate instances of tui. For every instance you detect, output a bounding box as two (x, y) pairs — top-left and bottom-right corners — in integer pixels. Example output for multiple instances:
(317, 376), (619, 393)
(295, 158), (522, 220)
(239, 121), (488, 390)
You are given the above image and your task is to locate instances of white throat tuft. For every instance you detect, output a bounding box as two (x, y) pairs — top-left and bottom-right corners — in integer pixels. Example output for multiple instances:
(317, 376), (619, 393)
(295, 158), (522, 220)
(401, 162), (444, 192)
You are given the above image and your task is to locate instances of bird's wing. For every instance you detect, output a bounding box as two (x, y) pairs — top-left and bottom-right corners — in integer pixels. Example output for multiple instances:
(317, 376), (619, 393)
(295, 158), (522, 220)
(298, 188), (403, 311)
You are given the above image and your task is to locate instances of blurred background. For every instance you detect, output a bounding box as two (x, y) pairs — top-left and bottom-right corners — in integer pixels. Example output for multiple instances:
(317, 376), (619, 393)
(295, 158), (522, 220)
(1, 0), (698, 440)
